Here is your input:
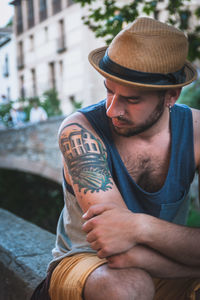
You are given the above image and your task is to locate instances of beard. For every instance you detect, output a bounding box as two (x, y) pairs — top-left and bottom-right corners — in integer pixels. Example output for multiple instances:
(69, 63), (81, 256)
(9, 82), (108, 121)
(110, 97), (166, 137)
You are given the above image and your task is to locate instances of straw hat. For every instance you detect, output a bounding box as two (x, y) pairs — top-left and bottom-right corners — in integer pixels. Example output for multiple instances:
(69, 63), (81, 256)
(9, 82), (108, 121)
(89, 17), (197, 89)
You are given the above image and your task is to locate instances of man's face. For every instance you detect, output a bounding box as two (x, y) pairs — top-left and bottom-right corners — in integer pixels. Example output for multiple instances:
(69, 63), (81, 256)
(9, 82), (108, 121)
(105, 79), (166, 137)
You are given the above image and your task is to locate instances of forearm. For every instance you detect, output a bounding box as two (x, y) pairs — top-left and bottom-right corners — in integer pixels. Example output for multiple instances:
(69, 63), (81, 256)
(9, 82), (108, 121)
(138, 214), (200, 267)
(108, 245), (200, 278)
(83, 204), (200, 265)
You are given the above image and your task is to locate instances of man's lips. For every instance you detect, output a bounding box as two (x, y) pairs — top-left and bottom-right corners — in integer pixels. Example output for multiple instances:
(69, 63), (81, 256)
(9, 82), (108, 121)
(111, 118), (130, 127)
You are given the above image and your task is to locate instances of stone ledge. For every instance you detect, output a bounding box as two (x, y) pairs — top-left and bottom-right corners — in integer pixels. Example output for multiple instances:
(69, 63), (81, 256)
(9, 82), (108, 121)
(0, 208), (55, 300)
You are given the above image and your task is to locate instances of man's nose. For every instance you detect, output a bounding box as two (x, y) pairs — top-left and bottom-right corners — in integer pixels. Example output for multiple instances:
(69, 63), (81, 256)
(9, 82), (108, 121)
(106, 94), (124, 118)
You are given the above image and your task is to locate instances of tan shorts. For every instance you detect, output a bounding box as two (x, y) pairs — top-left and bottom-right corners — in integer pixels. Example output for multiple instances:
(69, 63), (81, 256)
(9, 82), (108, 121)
(49, 253), (200, 300)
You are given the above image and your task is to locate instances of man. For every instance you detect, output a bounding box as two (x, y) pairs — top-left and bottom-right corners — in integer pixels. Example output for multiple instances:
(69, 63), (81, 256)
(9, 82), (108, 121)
(31, 17), (200, 300)
(10, 102), (26, 127)
(29, 100), (48, 123)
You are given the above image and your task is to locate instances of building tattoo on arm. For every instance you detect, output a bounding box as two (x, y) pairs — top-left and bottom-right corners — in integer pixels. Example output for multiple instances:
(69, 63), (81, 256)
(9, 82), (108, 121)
(60, 123), (113, 194)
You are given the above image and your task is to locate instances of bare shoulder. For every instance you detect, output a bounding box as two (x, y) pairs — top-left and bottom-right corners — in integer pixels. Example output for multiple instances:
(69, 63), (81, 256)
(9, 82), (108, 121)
(191, 108), (200, 167)
(58, 111), (106, 155)
(58, 111), (93, 137)
(57, 111), (126, 212)
(58, 110), (105, 152)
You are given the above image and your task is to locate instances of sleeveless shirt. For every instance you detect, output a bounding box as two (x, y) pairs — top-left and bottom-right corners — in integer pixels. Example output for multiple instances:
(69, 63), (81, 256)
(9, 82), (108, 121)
(49, 100), (196, 271)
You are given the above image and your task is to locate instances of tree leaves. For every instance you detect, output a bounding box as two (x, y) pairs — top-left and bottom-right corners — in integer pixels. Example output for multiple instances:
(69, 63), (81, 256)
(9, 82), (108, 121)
(74, 0), (200, 61)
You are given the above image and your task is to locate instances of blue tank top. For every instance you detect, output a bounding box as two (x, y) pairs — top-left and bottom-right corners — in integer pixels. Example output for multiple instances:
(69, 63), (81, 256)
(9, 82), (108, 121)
(78, 100), (196, 225)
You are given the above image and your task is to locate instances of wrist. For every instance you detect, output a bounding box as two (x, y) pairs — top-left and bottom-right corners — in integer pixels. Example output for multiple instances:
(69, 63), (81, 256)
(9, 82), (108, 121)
(134, 213), (154, 245)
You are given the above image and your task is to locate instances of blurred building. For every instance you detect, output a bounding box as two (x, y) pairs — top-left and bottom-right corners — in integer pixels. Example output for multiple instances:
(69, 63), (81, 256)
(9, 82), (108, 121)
(10, 0), (199, 115)
(10, 0), (105, 114)
(0, 26), (19, 102)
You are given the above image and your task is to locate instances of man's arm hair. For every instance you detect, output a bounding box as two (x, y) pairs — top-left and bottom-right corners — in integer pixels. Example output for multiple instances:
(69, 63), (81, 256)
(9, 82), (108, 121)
(107, 244), (200, 279)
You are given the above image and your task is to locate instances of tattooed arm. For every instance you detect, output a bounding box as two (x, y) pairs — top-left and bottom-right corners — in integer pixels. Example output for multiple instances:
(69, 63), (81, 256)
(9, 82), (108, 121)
(59, 113), (141, 255)
(58, 112), (127, 212)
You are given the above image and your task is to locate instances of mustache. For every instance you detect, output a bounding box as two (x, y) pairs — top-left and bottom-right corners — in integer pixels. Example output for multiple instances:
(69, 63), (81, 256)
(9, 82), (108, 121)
(116, 115), (133, 125)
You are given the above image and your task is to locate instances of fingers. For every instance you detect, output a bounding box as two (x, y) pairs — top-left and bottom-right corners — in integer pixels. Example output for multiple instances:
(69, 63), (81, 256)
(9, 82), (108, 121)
(90, 241), (101, 251)
(82, 202), (117, 220)
(107, 256), (119, 268)
(82, 216), (99, 233)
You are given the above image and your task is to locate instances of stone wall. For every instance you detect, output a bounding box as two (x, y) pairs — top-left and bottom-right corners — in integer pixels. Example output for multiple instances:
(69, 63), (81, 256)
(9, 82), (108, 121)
(0, 208), (55, 300)
(0, 116), (65, 183)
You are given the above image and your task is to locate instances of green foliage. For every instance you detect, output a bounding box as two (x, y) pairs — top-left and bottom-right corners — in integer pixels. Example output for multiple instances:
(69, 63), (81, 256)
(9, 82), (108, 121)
(22, 89), (62, 119)
(41, 89), (62, 117)
(6, 18), (13, 27)
(188, 31), (200, 61)
(0, 89), (62, 128)
(74, 0), (200, 61)
(69, 95), (83, 112)
(187, 204), (200, 227)
(20, 96), (38, 121)
(178, 79), (200, 109)
(0, 102), (13, 127)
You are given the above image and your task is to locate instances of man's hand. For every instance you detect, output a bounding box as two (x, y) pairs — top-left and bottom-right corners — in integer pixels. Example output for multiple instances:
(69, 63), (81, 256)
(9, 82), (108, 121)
(82, 203), (141, 258)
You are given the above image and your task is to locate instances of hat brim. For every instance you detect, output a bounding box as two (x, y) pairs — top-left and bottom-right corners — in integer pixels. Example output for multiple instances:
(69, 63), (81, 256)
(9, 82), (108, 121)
(88, 46), (197, 89)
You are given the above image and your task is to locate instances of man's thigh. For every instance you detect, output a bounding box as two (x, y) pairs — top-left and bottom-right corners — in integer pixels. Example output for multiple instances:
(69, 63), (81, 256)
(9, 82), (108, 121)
(49, 253), (154, 300)
(49, 253), (107, 300)
(49, 253), (200, 300)
(84, 262), (155, 300)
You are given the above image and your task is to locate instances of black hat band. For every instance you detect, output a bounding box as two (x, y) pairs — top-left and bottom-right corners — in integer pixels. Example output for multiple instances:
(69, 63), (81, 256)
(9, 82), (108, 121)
(99, 50), (186, 86)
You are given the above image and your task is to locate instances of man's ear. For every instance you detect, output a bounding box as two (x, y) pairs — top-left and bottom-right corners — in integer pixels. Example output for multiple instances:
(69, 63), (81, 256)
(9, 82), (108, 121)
(165, 88), (182, 107)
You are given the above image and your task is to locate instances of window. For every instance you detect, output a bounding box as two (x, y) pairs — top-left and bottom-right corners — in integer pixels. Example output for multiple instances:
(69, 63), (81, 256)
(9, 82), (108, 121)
(71, 139), (75, 147)
(59, 60), (63, 76)
(85, 143), (90, 151)
(27, 0), (35, 28)
(67, 0), (74, 6)
(39, 0), (47, 22)
(49, 62), (56, 89)
(7, 87), (11, 102)
(31, 68), (37, 96)
(16, 2), (23, 35)
(20, 75), (25, 98)
(29, 34), (34, 51)
(52, 0), (61, 14)
(3, 55), (9, 77)
(92, 143), (97, 151)
(57, 19), (66, 53)
(44, 26), (48, 41)
(154, 10), (160, 20)
(17, 41), (24, 70)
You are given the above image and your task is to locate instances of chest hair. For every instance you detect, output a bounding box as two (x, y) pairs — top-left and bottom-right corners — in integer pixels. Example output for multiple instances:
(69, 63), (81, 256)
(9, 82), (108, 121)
(119, 149), (170, 193)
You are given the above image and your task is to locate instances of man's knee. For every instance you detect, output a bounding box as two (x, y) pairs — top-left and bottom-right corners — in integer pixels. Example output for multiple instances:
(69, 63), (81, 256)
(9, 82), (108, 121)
(83, 264), (155, 300)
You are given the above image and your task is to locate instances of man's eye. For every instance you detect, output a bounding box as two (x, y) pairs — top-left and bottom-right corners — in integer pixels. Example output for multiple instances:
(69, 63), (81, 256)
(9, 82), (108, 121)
(127, 98), (140, 104)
